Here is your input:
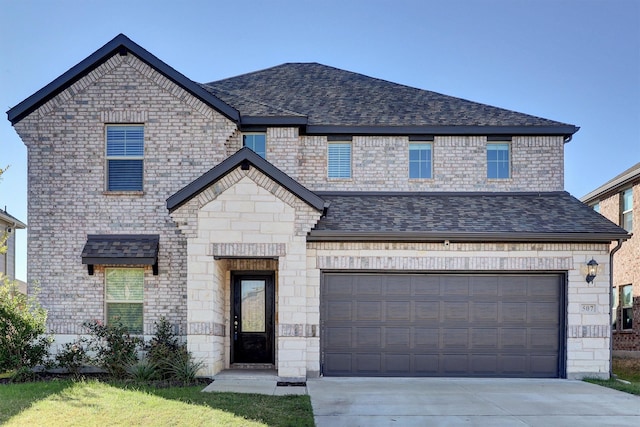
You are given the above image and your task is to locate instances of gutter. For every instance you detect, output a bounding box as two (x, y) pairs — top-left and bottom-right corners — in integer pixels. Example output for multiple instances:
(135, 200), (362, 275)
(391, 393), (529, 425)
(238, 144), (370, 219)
(609, 238), (625, 378)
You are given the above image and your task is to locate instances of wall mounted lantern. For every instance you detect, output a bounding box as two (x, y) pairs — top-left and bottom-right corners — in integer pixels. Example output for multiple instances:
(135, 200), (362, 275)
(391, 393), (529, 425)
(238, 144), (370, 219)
(585, 258), (598, 284)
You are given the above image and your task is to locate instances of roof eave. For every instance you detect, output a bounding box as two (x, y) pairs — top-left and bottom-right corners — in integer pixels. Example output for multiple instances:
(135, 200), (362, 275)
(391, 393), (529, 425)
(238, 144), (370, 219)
(241, 116), (308, 126)
(7, 34), (240, 125)
(306, 231), (630, 243)
(303, 125), (579, 138)
(581, 165), (640, 203)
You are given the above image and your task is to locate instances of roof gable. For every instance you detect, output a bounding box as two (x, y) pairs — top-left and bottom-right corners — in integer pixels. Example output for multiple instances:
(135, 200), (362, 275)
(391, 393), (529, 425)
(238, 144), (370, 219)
(167, 147), (326, 212)
(7, 34), (239, 125)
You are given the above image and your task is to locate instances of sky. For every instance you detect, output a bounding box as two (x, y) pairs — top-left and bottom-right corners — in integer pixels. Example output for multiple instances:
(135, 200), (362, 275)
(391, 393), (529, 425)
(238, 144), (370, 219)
(1, 0), (639, 282)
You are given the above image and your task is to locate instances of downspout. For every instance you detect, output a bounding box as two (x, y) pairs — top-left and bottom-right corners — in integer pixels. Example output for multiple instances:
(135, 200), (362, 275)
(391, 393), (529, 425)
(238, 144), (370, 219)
(609, 239), (624, 378)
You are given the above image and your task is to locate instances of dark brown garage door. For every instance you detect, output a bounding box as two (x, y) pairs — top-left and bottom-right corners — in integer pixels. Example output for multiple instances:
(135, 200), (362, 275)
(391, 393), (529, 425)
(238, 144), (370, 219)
(321, 273), (564, 378)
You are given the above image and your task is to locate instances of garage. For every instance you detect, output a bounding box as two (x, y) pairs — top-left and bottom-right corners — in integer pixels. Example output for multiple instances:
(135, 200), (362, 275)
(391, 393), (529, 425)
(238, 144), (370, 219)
(321, 273), (565, 378)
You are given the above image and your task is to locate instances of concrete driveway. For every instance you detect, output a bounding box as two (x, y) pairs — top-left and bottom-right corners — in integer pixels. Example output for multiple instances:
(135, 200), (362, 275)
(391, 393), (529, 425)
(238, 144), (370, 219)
(307, 377), (640, 427)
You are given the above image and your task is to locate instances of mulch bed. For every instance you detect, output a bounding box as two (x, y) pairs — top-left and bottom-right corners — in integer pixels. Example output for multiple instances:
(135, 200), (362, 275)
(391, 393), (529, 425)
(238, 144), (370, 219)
(0, 371), (211, 388)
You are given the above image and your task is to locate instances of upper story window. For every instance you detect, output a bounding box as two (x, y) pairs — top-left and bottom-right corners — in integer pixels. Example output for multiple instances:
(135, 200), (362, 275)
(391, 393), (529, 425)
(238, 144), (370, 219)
(243, 133), (266, 158)
(592, 202), (600, 213)
(106, 268), (144, 334)
(487, 143), (510, 179)
(621, 284), (633, 330)
(409, 143), (432, 179)
(621, 188), (633, 232)
(328, 142), (351, 179)
(106, 125), (144, 191)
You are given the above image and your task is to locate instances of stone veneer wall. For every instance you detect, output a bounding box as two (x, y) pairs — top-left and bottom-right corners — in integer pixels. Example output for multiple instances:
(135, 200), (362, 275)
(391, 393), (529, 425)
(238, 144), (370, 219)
(307, 242), (613, 379)
(597, 183), (640, 352)
(171, 168), (322, 378)
(12, 53), (237, 347)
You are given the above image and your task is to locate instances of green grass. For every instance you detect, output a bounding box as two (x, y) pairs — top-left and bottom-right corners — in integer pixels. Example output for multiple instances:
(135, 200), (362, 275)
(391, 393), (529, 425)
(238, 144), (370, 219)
(585, 357), (640, 396)
(0, 380), (314, 426)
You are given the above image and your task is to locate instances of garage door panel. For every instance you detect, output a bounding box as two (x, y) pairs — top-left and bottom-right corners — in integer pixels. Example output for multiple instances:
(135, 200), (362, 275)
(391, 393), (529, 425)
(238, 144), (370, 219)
(386, 301), (411, 321)
(322, 273), (563, 378)
(501, 302), (528, 322)
(415, 301), (440, 320)
(326, 301), (352, 321)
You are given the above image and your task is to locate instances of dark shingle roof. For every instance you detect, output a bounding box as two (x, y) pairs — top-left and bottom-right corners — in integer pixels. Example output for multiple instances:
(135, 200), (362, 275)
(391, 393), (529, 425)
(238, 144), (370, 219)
(581, 162), (640, 203)
(203, 63), (578, 136)
(309, 192), (629, 242)
(81, 234), (159, 265)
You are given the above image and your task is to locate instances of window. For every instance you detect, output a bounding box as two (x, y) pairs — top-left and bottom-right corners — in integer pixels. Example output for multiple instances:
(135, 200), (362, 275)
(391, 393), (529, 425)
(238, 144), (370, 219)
(409, 143), (432, 179)
(106, 125), (144, 191)
(243, 133), (266, 158)
(106, 268), (143, 334)
(612, 286), (618, 330)
(487, 143), (510, 179)
(622, 189), (633, 232)
(592, 202), (600, 213)
(622, 284), (633, 330)
(328, 142), (351, 178)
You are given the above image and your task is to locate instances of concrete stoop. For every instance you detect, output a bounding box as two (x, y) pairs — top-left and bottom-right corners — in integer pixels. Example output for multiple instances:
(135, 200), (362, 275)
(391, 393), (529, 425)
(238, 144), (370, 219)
(201, 369), (307, 396)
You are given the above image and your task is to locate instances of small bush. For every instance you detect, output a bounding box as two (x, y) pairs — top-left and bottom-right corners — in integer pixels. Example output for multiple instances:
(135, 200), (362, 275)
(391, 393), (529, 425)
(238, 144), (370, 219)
(128, 359), (158, 382)
(55, 338), (90, 377)
(83, 320), (142, 379)
(168, 355), (204, 384)
(146, 317), (189, 380)
(0, 277), (52, 374)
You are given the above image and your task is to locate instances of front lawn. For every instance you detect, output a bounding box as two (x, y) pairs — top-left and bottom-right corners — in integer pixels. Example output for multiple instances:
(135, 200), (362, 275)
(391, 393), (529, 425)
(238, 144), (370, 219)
(0, 379), (314, 426)
(585, 357), (640, 396)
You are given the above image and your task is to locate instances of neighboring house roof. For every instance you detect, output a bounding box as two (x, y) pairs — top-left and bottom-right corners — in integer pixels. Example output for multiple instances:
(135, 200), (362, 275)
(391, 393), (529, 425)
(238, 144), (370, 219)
(167, 147), (327, 212)
(580, 162), (640, 204)
(309, 191), (630, 243)
(0, 208), (26, 229)
(203, 62), (579, 138)
(7, 34), (578, 140)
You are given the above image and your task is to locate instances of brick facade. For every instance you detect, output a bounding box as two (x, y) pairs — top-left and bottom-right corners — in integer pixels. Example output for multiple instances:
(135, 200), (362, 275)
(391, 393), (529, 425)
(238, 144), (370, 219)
(10, 42), (617, 380)
(592, 182), (639, 352)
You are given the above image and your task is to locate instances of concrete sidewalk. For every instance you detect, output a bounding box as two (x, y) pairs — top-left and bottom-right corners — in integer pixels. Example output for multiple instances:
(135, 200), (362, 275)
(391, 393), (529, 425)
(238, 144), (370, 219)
(201, 370), (307, 396)
(307, 377), (640, 427)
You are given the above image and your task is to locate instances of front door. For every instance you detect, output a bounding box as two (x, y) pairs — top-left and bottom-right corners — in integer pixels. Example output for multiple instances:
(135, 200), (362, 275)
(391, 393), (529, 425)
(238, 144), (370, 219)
(231, 273), (275, 364)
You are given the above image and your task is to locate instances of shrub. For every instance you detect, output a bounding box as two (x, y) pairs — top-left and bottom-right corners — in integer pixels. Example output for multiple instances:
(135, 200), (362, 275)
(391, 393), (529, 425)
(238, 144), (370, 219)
(146, 317), (189, 380)
(128, 359), (158, 382)
(168, 355), (204, 384)
(83, 320), (142, 379)
(55, 338), (90, 377)
(0, 276), (52, 375)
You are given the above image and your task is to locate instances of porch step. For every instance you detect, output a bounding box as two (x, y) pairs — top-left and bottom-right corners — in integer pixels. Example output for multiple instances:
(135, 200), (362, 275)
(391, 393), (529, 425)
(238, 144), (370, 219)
(230, 363), (276, 370)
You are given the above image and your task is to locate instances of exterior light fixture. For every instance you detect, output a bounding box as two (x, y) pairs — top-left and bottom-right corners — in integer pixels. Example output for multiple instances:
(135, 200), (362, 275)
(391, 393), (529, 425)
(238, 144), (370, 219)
(585, 258), (598, 284)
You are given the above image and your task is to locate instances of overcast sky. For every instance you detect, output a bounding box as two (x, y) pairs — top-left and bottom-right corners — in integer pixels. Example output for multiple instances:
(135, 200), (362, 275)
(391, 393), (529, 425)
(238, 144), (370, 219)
(1, 0), (639, 281)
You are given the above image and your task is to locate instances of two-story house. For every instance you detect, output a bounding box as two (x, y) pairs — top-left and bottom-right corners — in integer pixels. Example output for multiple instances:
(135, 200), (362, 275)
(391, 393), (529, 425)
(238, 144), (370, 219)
(0, 208), (27, 293)
(582, 163), (639, 356)
(7, 34), (629, 380)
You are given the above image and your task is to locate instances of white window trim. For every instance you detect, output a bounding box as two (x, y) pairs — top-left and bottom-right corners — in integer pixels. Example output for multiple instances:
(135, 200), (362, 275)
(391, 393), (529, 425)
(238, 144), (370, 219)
(621, 188), (633, 231)
(621, 284), (633, 331)
(486, 142), (511, 180)
(105, 124), (144, 192)
(408, 142), (433, 179)
(105, 267), (144, 333)
(242, 132), (267, 158)
(327, 141), (352, 179)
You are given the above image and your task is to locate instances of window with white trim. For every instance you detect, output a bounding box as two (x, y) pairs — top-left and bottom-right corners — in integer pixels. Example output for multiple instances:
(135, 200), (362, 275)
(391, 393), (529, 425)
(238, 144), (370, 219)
(622, 284), (633, 330)
(487, 143), (510, 179)
(622, 189), (633, 232)
(106, 268), (143, 334)
(328, 142), (351, 178)
(592, 202), (600, 214)
(106, 125), (144, 191)
(243, 133), (267, 158)
(409, 143), (432, 179)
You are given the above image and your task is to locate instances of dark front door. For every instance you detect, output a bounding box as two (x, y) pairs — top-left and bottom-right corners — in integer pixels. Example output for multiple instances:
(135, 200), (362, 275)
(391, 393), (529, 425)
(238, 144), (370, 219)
(232, 273), (275, 364)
